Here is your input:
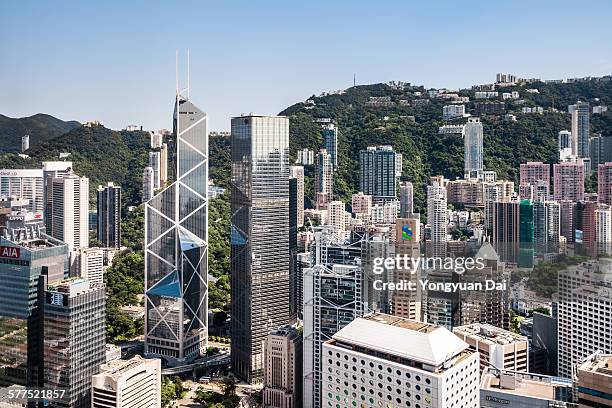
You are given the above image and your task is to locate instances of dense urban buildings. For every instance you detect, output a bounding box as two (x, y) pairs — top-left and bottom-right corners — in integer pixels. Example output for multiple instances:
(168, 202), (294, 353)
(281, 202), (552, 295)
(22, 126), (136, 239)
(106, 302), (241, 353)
(231, 114), (290, 383)
(322, 314), (481, 408)
(91, 356), (162, 408)
(144, 93), (209, 366)
(96, 182), (121, 248)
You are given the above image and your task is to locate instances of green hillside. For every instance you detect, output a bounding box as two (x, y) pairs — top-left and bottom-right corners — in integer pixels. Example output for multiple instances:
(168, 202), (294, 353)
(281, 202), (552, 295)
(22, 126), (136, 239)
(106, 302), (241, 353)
(0, 113), (80, 153)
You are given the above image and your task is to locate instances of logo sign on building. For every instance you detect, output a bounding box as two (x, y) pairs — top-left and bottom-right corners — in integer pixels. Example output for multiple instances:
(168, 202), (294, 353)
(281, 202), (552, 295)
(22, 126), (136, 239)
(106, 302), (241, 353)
(0, 246), (20, 259)
(401, 224), (413, 241)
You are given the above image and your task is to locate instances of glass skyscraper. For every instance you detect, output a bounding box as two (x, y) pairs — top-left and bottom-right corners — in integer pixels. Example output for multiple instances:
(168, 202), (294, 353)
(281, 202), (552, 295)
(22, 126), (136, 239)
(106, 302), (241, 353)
(144, 94), (208, 365)
(231, 115), (290, 384)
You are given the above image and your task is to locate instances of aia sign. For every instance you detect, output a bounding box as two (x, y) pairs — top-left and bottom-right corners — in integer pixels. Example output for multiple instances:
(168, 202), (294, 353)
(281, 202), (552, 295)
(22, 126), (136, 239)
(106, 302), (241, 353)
(0, 246), (20, 259)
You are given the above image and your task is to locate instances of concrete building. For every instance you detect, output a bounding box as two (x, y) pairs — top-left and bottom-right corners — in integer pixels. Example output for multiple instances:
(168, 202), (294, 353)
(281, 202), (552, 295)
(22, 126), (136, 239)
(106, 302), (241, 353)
(464, 117), (484, 179)
(327, 200), (349, 238)
(427, 177), (448, 257)
(263, 325), (302, 408)
(575, 352), (612, 408)
(399, 181), (415, 218)
(44, 279), (106, 408)
(453, 324), (529, 373)
(290, 166), (305, 228)
(557, 259), (612, 378)
(446, 179), (485, 207)
(351, 192), (372, 216)
(520, 162), (550, 200)
(0, 168), (44, 215)
(597, 162), (612, 206)
(91, 356), (162, 408)
(159, 143), (168, 186)
(359, 146), (400, 202)
(322, 124), (338, 170)
(96, 182), (121, 249)
(296, 149), (314, 166)
(231, 115), (289, 383)
(392, 217), (422, 320)
(74, 247), (105, 285)
(142, 167), (154, 203)
(480, 368), (574, 408)
(443, 104), (466, 120)
(570, 102), (590, 158)
(150, 131), (163, 149)
(322, 313), (480, 408)
(148, 151), (161, 190)
(45, 172), (89, 251)
(558, 130), (573, 162)
(554, 160), (585, 202)
(314, 149), (333, 209)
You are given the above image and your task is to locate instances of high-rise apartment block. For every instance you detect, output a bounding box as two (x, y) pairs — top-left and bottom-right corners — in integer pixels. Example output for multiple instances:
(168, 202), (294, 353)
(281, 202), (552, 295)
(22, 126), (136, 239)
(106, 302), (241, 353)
(322, 124), (338, 169)
(290, 166), (305, 228)
(427, 177), (448, 257)
(520, 161), (550, 200)
(21, 135), (29, 153)
(557, 259), (612, 378)
(144, 94), (209, 366)
(0, 168), (44, 215)
(45, 172), (89, 251)
(553, 160), (585, 202)
(148, 151), (161, 190)
(43, 279), (106, 408)
(322, 314), (480, 408)
(96, 182), (121, 248)
(91, 356), (162, 408)
(142, 167), (154, 203)
(453, 324), (529, 373)
(558, 130), (573, 162)
(314, 149), (333, 208)
(399, 181), (415, 218)
(351, 192), (372, 216)
(231, 115), (289, 383)
(443, 104), (466, 120)
(464, 118), (484, 178)
(263, 325), (302, 408)
(359, 146), (400, 202)
(570, 101), (590, 158)
(160, 142), (168, 186)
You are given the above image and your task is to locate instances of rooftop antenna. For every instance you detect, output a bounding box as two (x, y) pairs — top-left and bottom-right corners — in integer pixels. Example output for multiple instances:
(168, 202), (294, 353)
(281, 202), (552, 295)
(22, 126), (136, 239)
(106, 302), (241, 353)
(187, 48), (190, 100)
(353, 73), (356, 87)
(175, 50), (179, 97)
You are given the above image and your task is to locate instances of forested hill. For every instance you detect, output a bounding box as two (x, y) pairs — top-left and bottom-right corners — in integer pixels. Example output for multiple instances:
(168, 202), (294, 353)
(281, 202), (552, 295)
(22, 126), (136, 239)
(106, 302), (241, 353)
(0, 113), (80, 152)
(0, 123), (151, 207)
(271, 78), (612, 212)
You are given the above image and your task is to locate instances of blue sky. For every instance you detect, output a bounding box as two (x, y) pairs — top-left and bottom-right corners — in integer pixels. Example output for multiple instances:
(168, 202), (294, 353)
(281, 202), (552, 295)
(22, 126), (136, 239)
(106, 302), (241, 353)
(1, 1), (611, 131)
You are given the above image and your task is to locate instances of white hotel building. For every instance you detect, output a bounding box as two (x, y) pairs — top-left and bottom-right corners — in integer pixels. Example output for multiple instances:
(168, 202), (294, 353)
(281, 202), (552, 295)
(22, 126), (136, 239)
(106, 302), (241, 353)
(322, 313), (480, 408)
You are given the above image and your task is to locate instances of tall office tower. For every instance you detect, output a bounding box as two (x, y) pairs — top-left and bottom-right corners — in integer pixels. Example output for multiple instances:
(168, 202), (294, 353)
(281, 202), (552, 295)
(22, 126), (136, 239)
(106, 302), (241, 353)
(160, 143), (168, 186)
(144, 93), (209, 366)
(359, 146), (400, 202)
(463, 117), (484, 179)
(21, 135), (29, 152)
(46, 173), (90, 251)
(263, 325), (302, 408)
(392, 217), (422, 320)
(553, 160), (585, 202)
(322, 313), (480, 408)
(519, 161), (550, 199)
(570, 101), (590, 158)
(457, 242), (509, 329)
(597, 162), (612, 205)
(96, 182), (121, 248)
(148, 151), (161, 190)
(91, 356), (162, 408)
(533, 201), (561, 257)
(314, 149), (333, 209)
(142, 167), (154, 203)
(575, 352), (612, 408)
(0, 228), (68, 388)
(290, 166), (304, 227)
(231, 115), (289, 383)
(44, 279), (105, 408)
(595, 206), (612, 256)
(493, 200), (520, 264)
(322, 124), (338, 169)
(574, 200), (599, 257)
(427, 177), (448, 257)
(289, 177), (299, 323)
(0, 168), (44, 215)
(454, 324), (529, 373)
(150, 131), (163, 149)
(557, 259), (612, 378)
(558, 130), (572, 161)
(303, 228), (366, 408)
(351, 192), (372, 215)
(399, 181), (415, 218)
(519, 199), (534, 268)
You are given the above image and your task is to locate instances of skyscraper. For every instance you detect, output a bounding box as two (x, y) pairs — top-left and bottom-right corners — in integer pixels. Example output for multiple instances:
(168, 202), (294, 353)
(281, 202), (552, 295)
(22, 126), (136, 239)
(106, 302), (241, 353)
(322, 124), (338, 169)
(570, 101), (590, 158)
(392, 217), (422, 320)
(493, 200), (520, 264)
(314, 149), (333, 209)
(464, 117), (484, 178)
(519, 161), (550, 200)
(144, 93), (208, 366)
(558, 130), (572, 161)
(359, 146), (400, 202)
(231, 115), (290, 383)
(96, 182), (121, 248)
(45, 172), (90, 251)
(290, 165), (304, 227)
(160, 143), (168, 186)
(399, 181), (415, 218)
(427, 177), (448, 257)
(598, 162), (612, 206)
(0, 168), (44, 215)
(43, 279), (106, 408)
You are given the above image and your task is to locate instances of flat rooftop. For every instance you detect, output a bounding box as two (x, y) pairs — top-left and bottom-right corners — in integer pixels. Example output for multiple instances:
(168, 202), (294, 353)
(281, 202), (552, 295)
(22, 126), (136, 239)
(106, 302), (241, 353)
(454, 323), (527, 345)
(331, 313), (469, 367)
(578, 354), (612, 377)
(481, 372), (569, 401)
(99, 356), (152, 379)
